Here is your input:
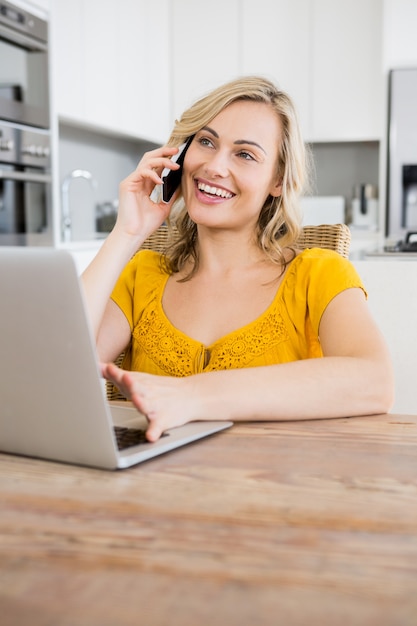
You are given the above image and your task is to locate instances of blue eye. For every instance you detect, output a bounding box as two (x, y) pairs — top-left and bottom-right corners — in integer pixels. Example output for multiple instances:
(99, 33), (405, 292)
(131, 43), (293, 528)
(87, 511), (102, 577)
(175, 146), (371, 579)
(238, 150), (255, 161)
(198, 137), (214, 148)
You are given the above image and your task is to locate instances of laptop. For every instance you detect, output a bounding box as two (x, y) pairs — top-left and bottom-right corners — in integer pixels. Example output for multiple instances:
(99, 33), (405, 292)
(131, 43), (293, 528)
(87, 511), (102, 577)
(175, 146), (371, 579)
(0, 247), (232, 469)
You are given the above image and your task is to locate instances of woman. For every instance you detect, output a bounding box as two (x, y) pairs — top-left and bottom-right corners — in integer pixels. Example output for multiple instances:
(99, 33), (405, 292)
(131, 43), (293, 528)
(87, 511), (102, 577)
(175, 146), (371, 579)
(82, 76), (394, 442)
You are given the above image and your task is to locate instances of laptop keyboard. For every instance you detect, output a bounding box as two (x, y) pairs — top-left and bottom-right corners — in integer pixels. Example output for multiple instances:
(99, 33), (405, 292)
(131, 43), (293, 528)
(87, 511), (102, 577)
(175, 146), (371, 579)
(114, 426), (168, 450)
(114, 426), (148, 449)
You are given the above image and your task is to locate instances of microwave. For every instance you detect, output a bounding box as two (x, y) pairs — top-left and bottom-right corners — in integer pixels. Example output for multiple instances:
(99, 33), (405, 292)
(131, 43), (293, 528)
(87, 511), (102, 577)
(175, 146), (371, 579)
(0, 0), (49, 129)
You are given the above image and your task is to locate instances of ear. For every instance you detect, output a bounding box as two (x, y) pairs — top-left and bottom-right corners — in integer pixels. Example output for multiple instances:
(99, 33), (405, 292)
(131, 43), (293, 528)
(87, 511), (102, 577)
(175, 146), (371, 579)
(269, 178), (282, 198)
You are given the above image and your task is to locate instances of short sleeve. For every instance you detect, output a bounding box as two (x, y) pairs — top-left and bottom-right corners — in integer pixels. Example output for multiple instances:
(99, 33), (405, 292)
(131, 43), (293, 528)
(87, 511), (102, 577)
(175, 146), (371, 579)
(286, 249), (367, 337)
(111, 250), (167, 330)
(308, 250), (366, 334)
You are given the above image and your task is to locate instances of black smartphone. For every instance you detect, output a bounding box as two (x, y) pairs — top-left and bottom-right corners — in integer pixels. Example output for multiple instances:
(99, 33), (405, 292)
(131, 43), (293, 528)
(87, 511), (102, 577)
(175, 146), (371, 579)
(162, 135), (194, 203)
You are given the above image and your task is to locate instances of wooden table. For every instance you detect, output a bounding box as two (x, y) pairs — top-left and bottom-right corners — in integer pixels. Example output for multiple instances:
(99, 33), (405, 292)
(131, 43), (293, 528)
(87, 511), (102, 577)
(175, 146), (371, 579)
(1, 413), (417, 626)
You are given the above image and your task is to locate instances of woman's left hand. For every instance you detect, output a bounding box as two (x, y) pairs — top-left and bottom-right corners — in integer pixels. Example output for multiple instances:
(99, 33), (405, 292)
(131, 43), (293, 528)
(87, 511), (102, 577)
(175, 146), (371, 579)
(101, 362), (200, 442)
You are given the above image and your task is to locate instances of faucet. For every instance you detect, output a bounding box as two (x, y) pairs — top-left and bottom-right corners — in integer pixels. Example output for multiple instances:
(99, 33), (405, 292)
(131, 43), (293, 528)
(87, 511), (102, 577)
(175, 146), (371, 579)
(61, 169), (97, 242)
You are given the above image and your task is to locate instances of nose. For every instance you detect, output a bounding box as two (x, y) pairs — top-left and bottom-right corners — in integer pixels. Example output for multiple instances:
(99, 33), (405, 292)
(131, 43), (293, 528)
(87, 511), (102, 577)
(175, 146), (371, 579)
(203, 148), (230, 178)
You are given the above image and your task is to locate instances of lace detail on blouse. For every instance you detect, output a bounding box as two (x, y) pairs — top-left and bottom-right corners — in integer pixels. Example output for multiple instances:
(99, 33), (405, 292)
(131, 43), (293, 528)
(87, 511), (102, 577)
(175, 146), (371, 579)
(132, 297), (290, 376)
(208, 311), (289, 369)
(133, 306), (197, 376)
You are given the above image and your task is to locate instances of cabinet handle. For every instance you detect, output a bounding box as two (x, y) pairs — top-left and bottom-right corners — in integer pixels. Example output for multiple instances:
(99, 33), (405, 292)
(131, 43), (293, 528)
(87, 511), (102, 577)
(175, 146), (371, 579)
(0, 23), (47, 52)
(0, 170), (51, 184)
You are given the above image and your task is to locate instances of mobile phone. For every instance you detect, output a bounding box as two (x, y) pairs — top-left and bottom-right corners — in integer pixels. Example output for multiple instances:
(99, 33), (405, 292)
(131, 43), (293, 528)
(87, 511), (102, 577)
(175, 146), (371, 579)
(162, 135), (194, 203)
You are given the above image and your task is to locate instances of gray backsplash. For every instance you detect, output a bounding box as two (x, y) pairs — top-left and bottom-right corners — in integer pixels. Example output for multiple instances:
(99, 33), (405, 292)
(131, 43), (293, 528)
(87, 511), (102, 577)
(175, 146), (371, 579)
(310, 141), (380, 213)
(58, 123), (158, 240)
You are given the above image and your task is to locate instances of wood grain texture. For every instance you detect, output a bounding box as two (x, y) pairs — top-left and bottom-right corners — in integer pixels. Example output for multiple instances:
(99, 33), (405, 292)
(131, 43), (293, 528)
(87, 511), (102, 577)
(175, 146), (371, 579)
(1, 413), (417, 626)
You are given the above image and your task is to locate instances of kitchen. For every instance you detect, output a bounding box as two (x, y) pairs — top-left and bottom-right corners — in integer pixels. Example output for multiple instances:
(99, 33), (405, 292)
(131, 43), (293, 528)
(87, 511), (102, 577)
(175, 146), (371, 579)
(1, 0), (417, 414)
(2, 5), (417, 623)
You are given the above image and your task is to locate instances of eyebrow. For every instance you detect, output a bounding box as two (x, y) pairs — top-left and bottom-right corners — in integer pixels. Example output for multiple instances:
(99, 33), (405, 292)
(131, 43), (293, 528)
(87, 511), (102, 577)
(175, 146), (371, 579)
(201, 126), (267, 155)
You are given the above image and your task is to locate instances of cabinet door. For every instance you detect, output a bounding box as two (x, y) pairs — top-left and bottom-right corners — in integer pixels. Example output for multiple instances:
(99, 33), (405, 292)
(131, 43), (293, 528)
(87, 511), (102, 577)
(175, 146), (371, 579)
(311, 0), (383, 141)
(50, 0), (85, 121)
(241, 0), (383, 142)
(171, 0), (240, 123)
(51, 0), (170, 143)
(118, 0), (171, 143)
(83, 0), (118, 129)
(383, 0), (417, 69)
(241, 0), (311, 139)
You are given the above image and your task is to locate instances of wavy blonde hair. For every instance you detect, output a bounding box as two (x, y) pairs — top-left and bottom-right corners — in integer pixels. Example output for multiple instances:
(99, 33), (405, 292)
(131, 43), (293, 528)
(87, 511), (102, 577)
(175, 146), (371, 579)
(163, 75), (312, 277)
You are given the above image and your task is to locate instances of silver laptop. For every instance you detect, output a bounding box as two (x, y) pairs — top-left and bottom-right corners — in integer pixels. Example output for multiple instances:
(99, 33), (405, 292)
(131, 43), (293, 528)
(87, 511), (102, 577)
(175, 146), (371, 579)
(0, 247), (232, 469)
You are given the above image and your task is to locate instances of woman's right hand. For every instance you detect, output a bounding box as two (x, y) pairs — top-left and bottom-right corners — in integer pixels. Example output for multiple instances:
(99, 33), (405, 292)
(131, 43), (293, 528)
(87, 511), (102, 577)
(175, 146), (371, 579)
(114, 145), (182, 244)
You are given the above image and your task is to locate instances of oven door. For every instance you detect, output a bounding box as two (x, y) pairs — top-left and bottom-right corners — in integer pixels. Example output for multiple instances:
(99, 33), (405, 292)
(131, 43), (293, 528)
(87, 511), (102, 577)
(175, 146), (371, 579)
(0, 6), (49, 128)
(0, 166), (52, 245)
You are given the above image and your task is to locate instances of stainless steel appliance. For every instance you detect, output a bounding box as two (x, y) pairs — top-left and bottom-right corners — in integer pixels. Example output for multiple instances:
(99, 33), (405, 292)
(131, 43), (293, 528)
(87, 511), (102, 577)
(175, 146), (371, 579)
(386, 68), (417, 241)
(0, 1), (52, 245)
(0, 0), (49, 128)
(0, 122), (52, 244)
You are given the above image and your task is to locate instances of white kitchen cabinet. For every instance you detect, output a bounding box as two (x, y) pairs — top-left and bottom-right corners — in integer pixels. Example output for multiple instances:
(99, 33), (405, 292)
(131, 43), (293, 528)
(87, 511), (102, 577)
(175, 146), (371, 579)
(171, 0), (240, 123)
(354, 259), (417, 415)
(50, 0), (171, 144)
(82, 0), (118, 131)
(50, 0), (84, 121)
(117, 1), (172, 143)
(241, 0), (312, 139)
(383, 0), (417, 69)
(241, 0), (383, 142)
(311, 0), (383, 142)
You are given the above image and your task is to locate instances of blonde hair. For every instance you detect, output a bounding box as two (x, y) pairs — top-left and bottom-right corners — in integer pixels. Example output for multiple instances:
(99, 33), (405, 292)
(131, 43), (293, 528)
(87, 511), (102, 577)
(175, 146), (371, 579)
(164, 75), (312, 277)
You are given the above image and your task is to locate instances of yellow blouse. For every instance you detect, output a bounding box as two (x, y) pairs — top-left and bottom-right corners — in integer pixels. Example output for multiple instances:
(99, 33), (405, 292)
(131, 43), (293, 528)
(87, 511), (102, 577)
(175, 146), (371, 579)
(111, 248), (366, 376)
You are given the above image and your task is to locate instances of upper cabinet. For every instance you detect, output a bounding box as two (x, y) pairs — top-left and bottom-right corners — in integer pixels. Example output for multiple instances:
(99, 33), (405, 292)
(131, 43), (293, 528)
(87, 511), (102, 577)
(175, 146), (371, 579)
(241, 0), (312, 138)
(383, 0), (417, 69)
(241, 0), (383, 142)
(49, 0), (388, 146)
(311, 0), (383, 142)
(171, 0), (383, 143)
(50, 0), (171, 144)
(171, 0), (241, 123)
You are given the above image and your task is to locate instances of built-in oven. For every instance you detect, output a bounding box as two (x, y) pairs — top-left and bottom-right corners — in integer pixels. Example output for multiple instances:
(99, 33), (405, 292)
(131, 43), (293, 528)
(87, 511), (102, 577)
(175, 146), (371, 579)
(0, 0), (49, 129)
(0, 121), (52, 244)
(0, 1), (52, 245)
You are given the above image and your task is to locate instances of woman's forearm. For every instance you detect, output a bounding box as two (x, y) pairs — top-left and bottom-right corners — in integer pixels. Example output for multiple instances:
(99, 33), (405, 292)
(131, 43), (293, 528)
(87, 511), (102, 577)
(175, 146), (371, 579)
(193, 355), (394, 422)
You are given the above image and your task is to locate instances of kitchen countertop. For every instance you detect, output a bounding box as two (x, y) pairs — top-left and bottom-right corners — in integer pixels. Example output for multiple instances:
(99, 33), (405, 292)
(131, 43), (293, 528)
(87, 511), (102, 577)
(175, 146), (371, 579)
(365, 250), (417, 259)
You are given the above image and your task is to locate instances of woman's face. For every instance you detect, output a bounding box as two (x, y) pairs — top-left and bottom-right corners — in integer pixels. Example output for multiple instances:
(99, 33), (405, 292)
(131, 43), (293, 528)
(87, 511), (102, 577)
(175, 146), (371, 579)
(181, 100), (283, 232)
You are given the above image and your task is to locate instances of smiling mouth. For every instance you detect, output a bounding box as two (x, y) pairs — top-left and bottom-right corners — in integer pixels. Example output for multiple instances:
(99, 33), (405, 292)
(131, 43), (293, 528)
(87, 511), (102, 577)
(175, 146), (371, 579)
(197, 181), (235, 199)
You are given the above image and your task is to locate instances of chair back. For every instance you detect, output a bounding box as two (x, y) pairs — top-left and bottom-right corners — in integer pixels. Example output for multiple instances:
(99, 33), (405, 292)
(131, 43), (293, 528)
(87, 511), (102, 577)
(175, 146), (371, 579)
(297, 224), (351, 258)
(139, 222), (351, 258)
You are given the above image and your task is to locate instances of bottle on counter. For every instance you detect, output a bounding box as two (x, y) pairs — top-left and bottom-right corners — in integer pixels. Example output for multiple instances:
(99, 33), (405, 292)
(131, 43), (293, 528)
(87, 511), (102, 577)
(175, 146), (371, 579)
(351, 184), (378, 230)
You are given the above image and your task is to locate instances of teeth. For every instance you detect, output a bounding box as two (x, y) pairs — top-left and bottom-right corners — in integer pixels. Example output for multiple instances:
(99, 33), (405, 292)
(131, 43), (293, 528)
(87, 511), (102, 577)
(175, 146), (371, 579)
(198, 182), (233, 199)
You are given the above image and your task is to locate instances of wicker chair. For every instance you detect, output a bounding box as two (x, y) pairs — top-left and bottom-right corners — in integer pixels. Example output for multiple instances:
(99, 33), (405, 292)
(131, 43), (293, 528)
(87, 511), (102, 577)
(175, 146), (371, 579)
(106, 222), (351, 400)
(137, 222), (351, 259)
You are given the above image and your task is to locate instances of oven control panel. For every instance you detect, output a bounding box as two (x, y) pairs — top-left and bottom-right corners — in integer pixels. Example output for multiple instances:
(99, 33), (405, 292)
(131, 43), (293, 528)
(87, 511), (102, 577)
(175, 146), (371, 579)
(20, 129), (50, 168)
(0, 124), (50, 169)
